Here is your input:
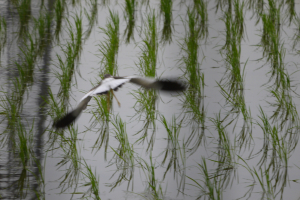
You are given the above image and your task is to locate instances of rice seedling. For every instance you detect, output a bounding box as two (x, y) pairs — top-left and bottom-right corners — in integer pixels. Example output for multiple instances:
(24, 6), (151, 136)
(33, 11), (53, 55)
(193, 0), (208, 41)
(138, 153), (164, 200)
(160, 0), (173, 44)
(55, 126), (82, 193)
(132, 10), (158, 151)
(13, 0), (32, 37)
(187, 157), (223, 200)
(84, 0), (99, 40)
(107, 115), (135, 191)
(90, 91), (111, 159)
(256, 106), (290, 196)
(258, 0), (287, 89)
(54, 0), (67, 41)
(179, 8), (205, 153)
(97, 10), (120, 75)
(0, 16), (7, 56)
(209, 112), (237, 188)
(81, 159), (101, 200)
(16, 119), (34, 169)
(284, 0), (296, 24)
(217, 83), (253, 150)
(123, 0), (136, 44)
(160, 115), (186, 193)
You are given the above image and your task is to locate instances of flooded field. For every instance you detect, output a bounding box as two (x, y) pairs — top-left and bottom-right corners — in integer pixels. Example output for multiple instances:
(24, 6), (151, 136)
(0, 0), (300, 199)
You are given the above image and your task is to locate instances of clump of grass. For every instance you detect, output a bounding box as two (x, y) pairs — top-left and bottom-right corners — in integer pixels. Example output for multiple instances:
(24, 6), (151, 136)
(84, 0), (99, 40)
(160, 115), (186, 193)
(56, 126), (82, 193)
(13, 0), (32, 37)
(54, 0), (67, 41)
(160, 0), (173, 44)
(179, 8), (206, 153)
(138, 153), (164, 199)
(97, 10), (120, 75)
(124, 0), (136, 44)
(132, 10), (158, 151)
(90, 90), (111, 159)
(209, 112), (237, 188)
(217, 83), (253, 150)
(81, 159), (101, 200)
(258, 0), (286, 89)
(193, 0), (208, 41)
(107, 115), (135, 191)
(187, 157), (223, 200)
(256, 106), (290, 197)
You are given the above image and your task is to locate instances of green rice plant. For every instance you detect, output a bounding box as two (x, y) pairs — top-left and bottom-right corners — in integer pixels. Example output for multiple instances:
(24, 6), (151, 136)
(209, 112), (237, 188)
(138, 153), (164, 200)
(33, 11), (52, 54)
(13, 0), (32, 37)
(187, 157), (223, 200)
(160, 0), (173, 44)
(132, 10), (158, 151)
(217, 83), (253, 150)
(193, 0), (208, 41)
(220, 0), (245, 95)
(0, 16), (7, 56)
(107, 115), (135, 191)
(84, 0), (99, 40)
(160, 115), (186, 193)
(56, 126), (82, 193)
(284, 0), (296, 24)
(258, 0), (287, 89)
(97, 10), (119, 75)
(246, 0), (264, 24)
(256, 106), (290, 197)
(81, 159), (101, 200)
(54, 0), (67, 41)
(253, 167), (276, 200)
(16, 119), (34, 168)
(124, 0), (136, 43)
(179, 8), (206, 153)
(90, 92), (111, 159)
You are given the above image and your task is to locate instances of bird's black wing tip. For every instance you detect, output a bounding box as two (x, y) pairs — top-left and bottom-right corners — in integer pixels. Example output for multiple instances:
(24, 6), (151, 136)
(158, 79), (187, 92)
(53, 112), (77, 129)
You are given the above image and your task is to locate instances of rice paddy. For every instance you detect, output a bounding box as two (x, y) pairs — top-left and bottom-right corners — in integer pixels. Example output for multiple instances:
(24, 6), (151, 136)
(1, 0), (300, 199)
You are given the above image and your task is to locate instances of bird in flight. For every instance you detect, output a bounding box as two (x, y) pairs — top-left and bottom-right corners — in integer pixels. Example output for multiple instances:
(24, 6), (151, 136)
(53, 74), (187, 128)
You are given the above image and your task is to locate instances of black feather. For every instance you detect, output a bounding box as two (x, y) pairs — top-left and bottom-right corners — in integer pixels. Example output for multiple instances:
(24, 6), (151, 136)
(53, 111), (78, 128)
(157, 79), (187, 91)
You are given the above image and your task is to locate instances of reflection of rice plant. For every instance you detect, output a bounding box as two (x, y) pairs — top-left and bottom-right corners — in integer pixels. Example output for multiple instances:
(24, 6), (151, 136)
(108, 115), (135, 191)
(179, 8), (205, 153)
(54, 0), (66, 41)
(124, 0), (136, 43)
(81, 159), (101, 200)
(160, 0), (173, 44)
(187, 157), (222, 200)
(84, 0), (99, 40)
(160, 115), (186, 193)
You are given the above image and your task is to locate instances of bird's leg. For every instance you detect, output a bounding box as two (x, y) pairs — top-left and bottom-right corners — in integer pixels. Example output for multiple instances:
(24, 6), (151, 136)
(110, 89), (121, 107)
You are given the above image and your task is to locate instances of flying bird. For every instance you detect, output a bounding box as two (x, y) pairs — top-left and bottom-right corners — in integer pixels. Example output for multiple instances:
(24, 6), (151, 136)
(53, 74), (186, 128)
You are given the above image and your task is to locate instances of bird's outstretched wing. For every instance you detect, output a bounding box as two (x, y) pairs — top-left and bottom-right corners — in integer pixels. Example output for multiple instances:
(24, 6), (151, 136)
(53, 76), (186, 128)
